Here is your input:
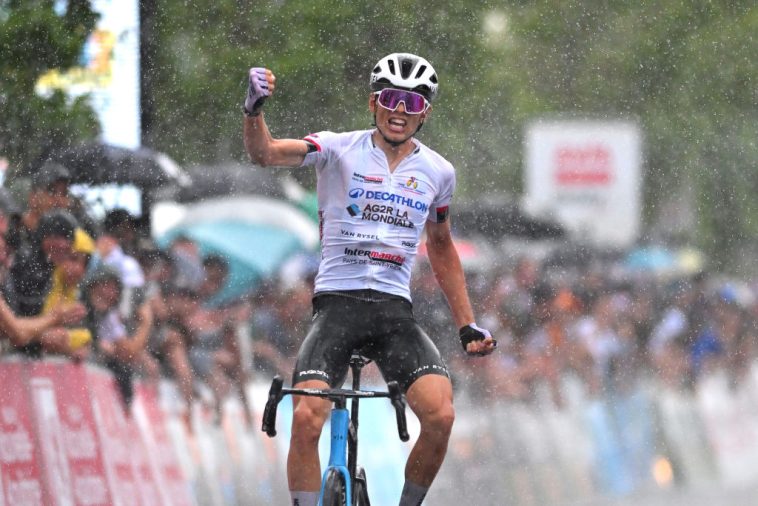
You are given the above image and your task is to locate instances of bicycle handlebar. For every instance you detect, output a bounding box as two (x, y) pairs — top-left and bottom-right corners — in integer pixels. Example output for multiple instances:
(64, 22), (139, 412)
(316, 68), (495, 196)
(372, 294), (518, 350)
(261, 376), (284, 437)
(387, 381), (409, 442)
(260, 376), (409, 442)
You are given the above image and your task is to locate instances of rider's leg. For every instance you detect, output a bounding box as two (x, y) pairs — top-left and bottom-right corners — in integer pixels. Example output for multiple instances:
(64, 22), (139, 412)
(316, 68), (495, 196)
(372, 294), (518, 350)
(288, 379), (332, 502)
(400, 374), (455, 504)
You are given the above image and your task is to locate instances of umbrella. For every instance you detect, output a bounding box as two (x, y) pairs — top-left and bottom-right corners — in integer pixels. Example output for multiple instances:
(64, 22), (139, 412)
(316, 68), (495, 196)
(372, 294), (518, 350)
(157, 220), (308, 304)
(624, 246), (677, 274)
(177, 163), (284, 202)
(453, 199), (564, 240)
(152, 195), (320, 249)
(35, 142), (192, 189)
(153, 196), (320, 303)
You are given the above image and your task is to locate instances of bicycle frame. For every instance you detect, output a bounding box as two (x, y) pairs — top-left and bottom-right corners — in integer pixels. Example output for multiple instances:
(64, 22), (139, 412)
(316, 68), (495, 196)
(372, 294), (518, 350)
(262, 355), (409, 506)
(321, 404), (353, 504)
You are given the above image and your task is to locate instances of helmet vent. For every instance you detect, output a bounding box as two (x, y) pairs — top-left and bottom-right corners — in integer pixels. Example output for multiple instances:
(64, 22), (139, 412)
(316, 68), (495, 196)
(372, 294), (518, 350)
(400, 59), (414, 79)
(387, 60), (396, 75)
(373, 65), (381, 73)
(430, 73), (438, 84)
(415, 65), (427, 79)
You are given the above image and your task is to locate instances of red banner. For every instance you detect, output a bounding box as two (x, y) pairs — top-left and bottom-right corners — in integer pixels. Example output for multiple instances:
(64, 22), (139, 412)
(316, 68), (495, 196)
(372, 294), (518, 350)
(133, 385), (194, 506)
(86, 368), (141, 506)
(0, 361), (45, 506)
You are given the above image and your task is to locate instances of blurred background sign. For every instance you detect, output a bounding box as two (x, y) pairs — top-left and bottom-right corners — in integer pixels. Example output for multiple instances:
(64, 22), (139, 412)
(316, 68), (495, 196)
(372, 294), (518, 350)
(37, 0), (141, 149)
(523, 120), (642, 248)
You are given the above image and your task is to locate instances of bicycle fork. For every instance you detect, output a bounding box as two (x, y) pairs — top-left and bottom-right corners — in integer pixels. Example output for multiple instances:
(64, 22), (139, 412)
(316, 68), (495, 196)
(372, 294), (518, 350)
(320, 403), (352, 505)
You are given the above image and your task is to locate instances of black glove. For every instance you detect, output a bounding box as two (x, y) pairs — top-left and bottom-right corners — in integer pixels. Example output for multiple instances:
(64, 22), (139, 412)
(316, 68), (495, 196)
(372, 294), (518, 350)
(459, 323), (496, 356)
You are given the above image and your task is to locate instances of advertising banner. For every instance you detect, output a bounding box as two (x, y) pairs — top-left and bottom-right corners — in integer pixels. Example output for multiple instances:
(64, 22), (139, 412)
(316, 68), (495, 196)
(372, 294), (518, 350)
(132, 385), (193, 506)
(523, 120), (642, 247)
(0, 362), (44, 506)
(37, 0), (141, 148)
(86, 368), (140, 506)
(54, 365), (111, 505)
(29, 362), (74, 506)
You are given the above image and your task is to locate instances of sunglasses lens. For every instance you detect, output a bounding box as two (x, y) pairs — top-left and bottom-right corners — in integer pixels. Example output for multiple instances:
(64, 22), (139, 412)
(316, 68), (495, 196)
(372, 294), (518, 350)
(377, 89), (428, 113)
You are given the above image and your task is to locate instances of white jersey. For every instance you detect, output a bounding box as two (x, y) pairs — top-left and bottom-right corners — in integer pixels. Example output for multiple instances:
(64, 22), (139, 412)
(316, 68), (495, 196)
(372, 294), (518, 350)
(301, 129), (456, 301)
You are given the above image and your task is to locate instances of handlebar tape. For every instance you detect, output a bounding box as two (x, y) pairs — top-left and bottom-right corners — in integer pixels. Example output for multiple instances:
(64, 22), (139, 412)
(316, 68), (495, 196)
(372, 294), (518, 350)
(261, 376), (284, 437)
(387, 381), (409, 442)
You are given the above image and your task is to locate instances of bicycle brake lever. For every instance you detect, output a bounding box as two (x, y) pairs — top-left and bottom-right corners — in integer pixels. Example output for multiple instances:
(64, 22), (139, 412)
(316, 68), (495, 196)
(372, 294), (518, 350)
(387, 381), (409, 442)
(262, 376), (284, 437)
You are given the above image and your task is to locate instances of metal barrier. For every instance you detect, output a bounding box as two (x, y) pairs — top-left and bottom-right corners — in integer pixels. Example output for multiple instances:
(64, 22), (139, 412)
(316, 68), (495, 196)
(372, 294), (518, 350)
(5, 358), (758, 505)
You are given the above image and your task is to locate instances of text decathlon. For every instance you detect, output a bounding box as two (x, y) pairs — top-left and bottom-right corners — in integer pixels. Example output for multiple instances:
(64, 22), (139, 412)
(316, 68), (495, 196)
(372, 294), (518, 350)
(348, 188), (428, 212)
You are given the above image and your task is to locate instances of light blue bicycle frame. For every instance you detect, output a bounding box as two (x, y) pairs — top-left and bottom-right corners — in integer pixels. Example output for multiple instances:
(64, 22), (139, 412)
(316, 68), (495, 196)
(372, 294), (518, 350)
(318, 408), (352, 505)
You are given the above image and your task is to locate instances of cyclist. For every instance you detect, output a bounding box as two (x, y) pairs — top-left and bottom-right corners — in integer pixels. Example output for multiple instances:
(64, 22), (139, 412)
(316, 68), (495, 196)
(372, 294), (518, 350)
(243, 53), (496, 506)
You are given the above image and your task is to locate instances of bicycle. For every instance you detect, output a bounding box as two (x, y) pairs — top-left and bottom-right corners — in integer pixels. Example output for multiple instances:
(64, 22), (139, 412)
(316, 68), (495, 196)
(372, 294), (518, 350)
(262, 354), (410, 505)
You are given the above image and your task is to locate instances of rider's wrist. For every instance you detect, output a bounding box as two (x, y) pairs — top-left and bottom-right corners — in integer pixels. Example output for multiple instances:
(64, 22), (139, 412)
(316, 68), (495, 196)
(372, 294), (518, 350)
(242, 104), (261, 117)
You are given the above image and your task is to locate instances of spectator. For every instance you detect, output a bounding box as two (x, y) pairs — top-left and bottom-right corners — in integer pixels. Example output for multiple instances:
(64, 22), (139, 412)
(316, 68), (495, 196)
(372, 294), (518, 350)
(96, 209), (146, 318)
(186, 262), (253, 426)
(84, 265), (154, 408)
(647, 280), (695, 388)
(101, 208), (140, 256)
(249, 276), (317, 379)
(8, 161), (71, 251)
(148, 283), (198, 430)
(197, 253), (230, 305)
(169, 235), (204, 290)
(3, 210), (86, 356)
(40, 228), (96, 359)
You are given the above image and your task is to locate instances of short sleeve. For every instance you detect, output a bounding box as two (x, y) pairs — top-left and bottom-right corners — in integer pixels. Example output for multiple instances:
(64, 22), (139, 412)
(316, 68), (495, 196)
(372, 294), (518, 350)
(428, 164), (456, 223)
(300, 131), (339, 170)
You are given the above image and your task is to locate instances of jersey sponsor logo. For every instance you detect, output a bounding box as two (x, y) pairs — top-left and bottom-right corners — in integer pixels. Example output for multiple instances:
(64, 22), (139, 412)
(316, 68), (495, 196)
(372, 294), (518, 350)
(399, 176), (427, 196)
(410, 364), (449, 376)
(401, 240), (417, 248)
(340, 229), (379, 240)
(361, 204), (414, 228)
(343, 247), (405, 267)
(346, 204), (361, 217)
(348, 188), (428, 212)
(352, 172), (384, 184)
(297, 369), (329, 380)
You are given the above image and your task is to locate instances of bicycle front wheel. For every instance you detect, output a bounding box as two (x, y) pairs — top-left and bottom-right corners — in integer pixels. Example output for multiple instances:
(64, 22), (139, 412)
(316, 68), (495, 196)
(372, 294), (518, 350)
(321, 468), (348, 506)
(353, 467), (370, 506)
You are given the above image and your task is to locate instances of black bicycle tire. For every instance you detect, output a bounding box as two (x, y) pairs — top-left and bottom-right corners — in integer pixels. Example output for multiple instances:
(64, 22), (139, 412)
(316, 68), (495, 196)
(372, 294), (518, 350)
(322, 468), (348, 506)
(353, 467), (370, 506)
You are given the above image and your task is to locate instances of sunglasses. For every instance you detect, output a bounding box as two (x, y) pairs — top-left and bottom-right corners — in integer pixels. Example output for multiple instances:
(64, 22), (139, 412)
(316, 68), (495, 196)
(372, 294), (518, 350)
(374, 88), (430, 114)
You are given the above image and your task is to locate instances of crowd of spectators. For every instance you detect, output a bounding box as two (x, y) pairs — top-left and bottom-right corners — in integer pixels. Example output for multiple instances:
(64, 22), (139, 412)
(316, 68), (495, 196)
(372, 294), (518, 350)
(0, 161), (252, 429)
(1, 160), (756, 432)
(436, 257), (758, 406)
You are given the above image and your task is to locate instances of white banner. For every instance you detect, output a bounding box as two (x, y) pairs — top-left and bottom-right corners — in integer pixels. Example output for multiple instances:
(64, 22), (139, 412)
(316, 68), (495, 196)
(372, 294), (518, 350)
(37, 0), (141, 149)
(523, 120), (642, 247)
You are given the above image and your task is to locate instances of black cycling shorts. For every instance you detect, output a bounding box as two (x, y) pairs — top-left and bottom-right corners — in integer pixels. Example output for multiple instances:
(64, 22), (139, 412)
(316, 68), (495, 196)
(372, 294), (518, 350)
(292, 290), (449, 392)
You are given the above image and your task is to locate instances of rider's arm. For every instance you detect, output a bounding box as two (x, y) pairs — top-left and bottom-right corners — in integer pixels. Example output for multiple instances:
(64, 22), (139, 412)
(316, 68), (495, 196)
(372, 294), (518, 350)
(241, 67), (311, 168)
(425, 220), (496, 356)
(243, 115), (311, 168)
(424, 219), (474, 328)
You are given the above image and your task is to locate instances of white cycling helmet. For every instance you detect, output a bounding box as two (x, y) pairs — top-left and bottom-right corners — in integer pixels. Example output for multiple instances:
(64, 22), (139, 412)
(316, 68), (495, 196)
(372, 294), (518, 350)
(370, 53), (438, 102)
